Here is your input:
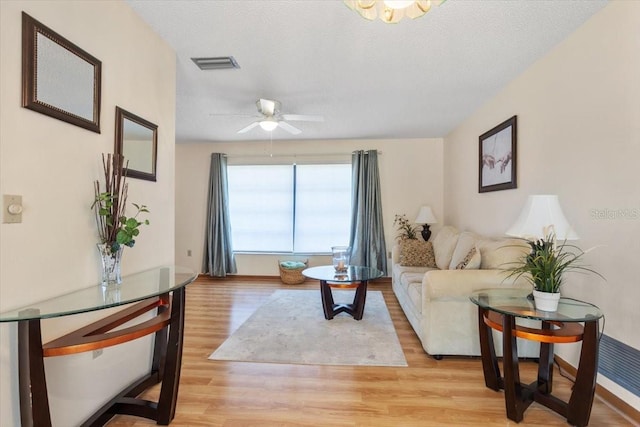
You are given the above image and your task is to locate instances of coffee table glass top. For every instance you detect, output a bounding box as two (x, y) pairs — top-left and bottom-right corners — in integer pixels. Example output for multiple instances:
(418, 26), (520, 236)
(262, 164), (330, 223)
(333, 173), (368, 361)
(469, 288), (602, 322)
(302, 265), (384, 283)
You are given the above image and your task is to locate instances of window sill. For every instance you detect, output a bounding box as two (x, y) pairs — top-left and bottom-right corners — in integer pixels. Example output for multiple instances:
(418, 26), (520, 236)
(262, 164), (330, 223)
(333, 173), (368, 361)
(233, 251), (331, 257)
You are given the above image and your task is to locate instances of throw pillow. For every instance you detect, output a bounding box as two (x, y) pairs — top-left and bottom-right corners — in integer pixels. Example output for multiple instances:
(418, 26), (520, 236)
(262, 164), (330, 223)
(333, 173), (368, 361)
(448, 231), (479, 270)
(455, 246), (481, 270)
(399, 240), (437, 267)
(477, 238), (529, 269)
(431, 226), (460, 270)
(279, 261), (306, 270)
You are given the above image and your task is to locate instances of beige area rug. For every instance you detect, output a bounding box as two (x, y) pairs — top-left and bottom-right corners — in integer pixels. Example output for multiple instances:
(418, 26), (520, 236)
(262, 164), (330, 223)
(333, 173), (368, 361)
(209, 289), (407, 367)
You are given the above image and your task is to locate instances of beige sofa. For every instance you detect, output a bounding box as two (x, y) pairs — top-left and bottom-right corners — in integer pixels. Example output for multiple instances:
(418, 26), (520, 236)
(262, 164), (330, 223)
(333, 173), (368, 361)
(391, 226), (540, 358)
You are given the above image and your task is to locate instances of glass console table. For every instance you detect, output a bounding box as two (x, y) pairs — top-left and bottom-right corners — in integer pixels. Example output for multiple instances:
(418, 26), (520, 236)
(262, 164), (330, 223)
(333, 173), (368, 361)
(470, 288), (603, 427)
(0, 265), (197, 427)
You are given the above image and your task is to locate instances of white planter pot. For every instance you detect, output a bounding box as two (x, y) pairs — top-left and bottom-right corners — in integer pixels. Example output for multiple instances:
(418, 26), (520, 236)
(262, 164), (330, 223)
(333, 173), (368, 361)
(533, 289), (561, 312)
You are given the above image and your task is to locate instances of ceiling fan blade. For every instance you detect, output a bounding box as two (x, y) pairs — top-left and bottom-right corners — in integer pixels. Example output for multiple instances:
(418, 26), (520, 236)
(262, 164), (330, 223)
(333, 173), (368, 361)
(258, 99), (276, 116)
(278, 121), (301, 135)
(281, 114), (324, 122)
(210, 113), (257, 118)
(237, 121), (260, 134)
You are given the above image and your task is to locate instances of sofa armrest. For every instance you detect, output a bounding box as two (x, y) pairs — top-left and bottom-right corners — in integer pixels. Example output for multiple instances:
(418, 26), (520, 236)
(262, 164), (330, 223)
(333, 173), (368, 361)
(392, 244), (401, 264)
(423, 269), (530, 300)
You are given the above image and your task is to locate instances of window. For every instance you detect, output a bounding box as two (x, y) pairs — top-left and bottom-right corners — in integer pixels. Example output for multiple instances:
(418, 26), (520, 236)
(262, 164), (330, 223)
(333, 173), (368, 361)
(228, 163), (351, 253)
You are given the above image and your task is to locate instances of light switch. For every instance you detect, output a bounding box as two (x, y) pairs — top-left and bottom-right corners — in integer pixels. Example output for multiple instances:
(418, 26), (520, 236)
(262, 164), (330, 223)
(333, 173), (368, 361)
(3, 195), (23, 224)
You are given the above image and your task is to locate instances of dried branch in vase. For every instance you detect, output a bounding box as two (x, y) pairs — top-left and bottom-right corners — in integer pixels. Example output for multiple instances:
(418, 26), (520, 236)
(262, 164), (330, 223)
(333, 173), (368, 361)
(92, 153), (149, 253)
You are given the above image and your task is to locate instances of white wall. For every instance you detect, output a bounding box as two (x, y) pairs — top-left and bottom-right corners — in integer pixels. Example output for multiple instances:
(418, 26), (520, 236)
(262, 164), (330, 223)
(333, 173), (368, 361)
(0, 1), (176, 425)
(444, 1), (640, 410)
(176, 138), (443, 275)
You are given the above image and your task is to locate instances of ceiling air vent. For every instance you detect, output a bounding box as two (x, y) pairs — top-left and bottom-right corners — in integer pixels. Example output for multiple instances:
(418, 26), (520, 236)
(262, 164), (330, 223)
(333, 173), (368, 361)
(191, 56), (240, 70)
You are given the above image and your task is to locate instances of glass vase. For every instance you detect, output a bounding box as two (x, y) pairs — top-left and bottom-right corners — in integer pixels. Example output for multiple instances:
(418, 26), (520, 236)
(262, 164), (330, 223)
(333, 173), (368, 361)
(97, 243), (123, 287)
(331, 246), (350, 273)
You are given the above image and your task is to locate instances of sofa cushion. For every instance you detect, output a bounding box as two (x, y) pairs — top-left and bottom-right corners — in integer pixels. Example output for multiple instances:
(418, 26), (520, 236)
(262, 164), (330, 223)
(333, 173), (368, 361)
(432, 226), (460, 270)
(406, 282), (423, 314)
(454, 246), (481, 269)
(478, 238), (529, 269)
(449, 231), (479, 269)
(399, 240), (436, 267)
(393, 264), (433, 293)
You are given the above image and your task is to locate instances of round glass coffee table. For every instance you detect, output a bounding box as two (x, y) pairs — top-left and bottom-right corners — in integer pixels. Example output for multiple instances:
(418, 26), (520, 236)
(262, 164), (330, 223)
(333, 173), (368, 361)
(302, 265), (383, 320)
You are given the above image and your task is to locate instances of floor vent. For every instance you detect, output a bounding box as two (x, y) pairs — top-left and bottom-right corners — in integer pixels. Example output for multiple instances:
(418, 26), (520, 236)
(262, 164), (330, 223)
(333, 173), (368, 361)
(598, 334), (640, 397)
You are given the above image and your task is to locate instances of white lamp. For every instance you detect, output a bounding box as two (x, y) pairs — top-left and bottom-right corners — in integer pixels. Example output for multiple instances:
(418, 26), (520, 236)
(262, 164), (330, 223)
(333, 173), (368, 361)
(414, 206), (437, 241)
(259, 119), (278, 132)
(506, 195), (579, 240)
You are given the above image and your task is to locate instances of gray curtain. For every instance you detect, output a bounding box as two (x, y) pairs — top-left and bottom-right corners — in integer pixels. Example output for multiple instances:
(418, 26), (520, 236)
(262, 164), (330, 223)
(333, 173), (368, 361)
(203, 153), (237, 277)
(348, 150), (388, 274)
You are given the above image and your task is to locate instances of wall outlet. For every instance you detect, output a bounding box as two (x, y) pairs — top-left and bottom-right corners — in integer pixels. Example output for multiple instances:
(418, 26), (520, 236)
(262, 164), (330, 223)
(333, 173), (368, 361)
(187, 249), (192, 257)
(93, 349), (103, 359)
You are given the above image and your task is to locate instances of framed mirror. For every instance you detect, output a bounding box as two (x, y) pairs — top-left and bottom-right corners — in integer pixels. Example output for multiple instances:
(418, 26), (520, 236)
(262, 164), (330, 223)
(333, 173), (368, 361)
(115, 107), (158, 182)
(22, 12), (101, 133)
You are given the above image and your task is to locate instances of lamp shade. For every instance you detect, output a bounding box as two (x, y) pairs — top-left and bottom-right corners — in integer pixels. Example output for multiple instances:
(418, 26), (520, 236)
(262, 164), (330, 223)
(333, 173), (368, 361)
(506, 195), (579, 240)
(414, 206), (437, 224)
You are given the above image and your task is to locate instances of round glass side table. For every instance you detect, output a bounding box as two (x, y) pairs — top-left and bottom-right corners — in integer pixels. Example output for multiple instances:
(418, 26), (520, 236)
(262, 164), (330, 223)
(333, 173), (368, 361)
(469, 288), (603, 427)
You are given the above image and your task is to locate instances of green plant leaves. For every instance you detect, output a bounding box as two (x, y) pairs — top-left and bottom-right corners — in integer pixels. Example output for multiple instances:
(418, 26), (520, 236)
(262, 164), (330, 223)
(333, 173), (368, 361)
(94, 193), (149, 249)
(394, 214), (418, 241)
(505, 233), (604, 293)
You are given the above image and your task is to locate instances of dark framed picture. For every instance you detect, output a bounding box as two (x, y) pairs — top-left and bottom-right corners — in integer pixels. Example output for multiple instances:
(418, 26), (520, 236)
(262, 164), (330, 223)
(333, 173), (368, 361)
(115, 107), (158, 182)
(22, 12), (102, 133)
(479, 116), (517, 193)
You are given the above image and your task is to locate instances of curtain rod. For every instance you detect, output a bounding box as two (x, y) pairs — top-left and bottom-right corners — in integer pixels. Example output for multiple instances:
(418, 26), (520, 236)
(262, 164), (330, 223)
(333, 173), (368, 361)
(221, 150), (382, 158)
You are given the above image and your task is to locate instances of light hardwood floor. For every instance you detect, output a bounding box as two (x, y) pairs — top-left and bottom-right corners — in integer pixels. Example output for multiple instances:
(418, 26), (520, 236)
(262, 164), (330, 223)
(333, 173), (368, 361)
(109, 277), (632, 426)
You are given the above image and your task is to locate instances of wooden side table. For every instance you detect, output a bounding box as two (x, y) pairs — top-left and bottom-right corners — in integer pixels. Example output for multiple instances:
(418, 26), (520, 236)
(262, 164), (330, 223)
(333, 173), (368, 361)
(0, 266), (197, 427)
(470, 289), (603, 427)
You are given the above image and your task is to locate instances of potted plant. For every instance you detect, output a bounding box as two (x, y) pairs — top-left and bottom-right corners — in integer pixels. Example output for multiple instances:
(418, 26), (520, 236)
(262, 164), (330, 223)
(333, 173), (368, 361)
(506, 231), (603, 311)
(393, 214), (418, 241)
(92, 153), (149, 286)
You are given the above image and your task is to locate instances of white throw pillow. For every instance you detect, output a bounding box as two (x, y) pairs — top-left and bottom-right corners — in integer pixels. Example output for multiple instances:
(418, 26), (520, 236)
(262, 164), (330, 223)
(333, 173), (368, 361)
(431, 226), (460, 270)
(478, 238), (529, 269)
(454, 245), (481, 270)
(449, 231), (479, 269)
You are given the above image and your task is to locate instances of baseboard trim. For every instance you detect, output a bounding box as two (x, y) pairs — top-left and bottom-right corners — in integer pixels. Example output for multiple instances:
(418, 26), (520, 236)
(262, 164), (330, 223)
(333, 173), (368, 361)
(554, 355), (640, 425)
(196, 274), (392, 285)
(197, 274), (283, 282)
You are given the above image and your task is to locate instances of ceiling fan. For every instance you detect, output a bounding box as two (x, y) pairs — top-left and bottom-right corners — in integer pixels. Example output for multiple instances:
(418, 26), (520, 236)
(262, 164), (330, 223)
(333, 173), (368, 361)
(234, 99), (324, 135)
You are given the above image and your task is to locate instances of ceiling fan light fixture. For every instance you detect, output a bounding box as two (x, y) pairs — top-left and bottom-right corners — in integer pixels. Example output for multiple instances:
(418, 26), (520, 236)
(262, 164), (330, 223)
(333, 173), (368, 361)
(345, 0), (442, 23)
(259, 119), (278, 131)
(383, 0), (414, 9)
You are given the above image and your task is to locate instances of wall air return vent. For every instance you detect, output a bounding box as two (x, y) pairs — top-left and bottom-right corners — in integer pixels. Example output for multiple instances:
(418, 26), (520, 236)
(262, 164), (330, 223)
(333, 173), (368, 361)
(598, 334), (640, 398)
(191, 56), (240, 70)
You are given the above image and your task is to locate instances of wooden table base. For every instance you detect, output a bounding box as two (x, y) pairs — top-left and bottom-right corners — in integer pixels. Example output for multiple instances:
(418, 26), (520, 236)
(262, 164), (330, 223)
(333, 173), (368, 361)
(478, 307), (600, 427)
(18, 287), (186, 426)
(320, 280), (368, 320)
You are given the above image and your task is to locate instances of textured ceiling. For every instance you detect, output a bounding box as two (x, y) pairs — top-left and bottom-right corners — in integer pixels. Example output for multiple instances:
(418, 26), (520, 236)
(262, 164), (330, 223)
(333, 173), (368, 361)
(126, 0), (607, 143)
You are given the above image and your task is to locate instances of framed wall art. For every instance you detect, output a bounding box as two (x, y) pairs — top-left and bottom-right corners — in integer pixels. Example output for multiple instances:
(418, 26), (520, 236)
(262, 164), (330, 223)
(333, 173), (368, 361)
(22, 12), (102, 133)
(115, 107), (158, 182)
(479, 116), (517, 193)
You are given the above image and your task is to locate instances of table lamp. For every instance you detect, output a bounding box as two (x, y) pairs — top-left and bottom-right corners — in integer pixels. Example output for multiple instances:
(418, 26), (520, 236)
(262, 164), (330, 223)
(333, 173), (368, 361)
(414, 206), (437, 241)
(506, 194), (578, 240)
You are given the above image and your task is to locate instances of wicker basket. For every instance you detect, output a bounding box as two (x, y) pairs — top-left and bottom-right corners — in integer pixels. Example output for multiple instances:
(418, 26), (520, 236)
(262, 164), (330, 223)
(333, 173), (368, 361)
(278, 260), (308, 285)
